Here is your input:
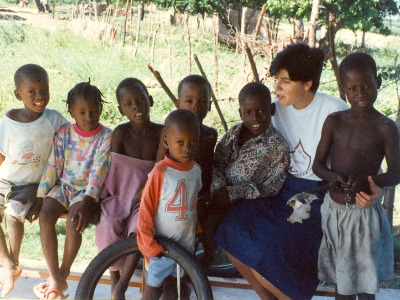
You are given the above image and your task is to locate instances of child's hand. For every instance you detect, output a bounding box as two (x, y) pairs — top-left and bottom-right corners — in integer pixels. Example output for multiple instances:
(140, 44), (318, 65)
(71, 196), (98, 233)
(356, 176), (383, 208)
(329, 174), (347, 191)
(155, 248), (169, 258)
(25, 197), (43, 223)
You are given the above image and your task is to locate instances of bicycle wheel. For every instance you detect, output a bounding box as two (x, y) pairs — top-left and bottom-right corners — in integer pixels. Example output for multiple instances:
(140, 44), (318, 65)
(75, 235), (213, 300)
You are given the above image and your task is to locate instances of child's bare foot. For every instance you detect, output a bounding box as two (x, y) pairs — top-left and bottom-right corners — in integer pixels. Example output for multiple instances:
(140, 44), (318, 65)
(0, 264), (22, 298)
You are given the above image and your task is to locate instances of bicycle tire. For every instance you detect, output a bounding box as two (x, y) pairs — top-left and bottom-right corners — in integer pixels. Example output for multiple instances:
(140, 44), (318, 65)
(75, 235), (213, 300)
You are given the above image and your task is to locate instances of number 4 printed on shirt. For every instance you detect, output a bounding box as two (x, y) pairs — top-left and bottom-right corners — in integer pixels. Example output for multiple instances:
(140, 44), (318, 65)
(166, 179), (200, 220)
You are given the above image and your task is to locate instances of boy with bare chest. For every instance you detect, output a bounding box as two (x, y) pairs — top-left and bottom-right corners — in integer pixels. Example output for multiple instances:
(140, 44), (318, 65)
(313, 52), (400, 300)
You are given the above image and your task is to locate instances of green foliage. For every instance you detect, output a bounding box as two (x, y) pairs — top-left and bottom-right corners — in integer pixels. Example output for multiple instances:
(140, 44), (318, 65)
(322, 0), (398, 34)
(0, 23), (25, 45)
(267, 0), (312, 20)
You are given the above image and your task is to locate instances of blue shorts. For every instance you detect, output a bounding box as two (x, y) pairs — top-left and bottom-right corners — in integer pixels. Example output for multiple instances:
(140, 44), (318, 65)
(145, 256), (177, 287)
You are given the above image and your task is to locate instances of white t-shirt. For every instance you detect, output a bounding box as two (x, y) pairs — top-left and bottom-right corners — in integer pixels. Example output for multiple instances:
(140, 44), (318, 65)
(271, 92), (349, 181)
(0, 109), (68, 185)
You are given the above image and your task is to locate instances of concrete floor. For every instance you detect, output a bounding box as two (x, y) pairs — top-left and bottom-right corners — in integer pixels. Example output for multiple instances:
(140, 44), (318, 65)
(4, 275), (400, 299)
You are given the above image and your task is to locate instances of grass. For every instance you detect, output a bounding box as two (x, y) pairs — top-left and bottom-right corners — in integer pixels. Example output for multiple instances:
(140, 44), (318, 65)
(0, 1), (400, 279)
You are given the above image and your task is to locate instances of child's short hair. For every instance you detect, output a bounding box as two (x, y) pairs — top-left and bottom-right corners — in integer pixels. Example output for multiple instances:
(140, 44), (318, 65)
(339, 52), (377, 82)
(238, 82), (271, 106)
(177, 75), (211, 98)
(14, 64), (48, 89)
(269, 43), (324, 93)
(165, 109), (200, 132)
(66, 81), (105, 110)
(115, 78), (149, 103)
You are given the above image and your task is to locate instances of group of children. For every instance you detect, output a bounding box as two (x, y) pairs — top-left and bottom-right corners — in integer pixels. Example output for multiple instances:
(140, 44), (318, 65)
(0, 47), (398, 300)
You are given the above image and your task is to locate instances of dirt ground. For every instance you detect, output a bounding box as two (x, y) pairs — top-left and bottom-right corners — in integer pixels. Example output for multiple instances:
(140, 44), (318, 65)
(0, 3), (69, 29)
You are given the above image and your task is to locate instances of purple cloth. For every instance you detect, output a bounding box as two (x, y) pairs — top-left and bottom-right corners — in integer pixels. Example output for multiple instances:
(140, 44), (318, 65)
(95, 152), (155, 271)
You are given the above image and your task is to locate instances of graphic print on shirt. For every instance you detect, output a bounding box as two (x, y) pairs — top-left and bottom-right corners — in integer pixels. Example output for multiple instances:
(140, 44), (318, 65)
(289, 139), (311, 177)
(166, 178), (200, 221)
(12, 140), (40, 165)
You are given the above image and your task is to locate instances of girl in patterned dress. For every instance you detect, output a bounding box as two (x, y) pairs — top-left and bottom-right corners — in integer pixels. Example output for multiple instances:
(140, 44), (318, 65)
(34, 82), (112, 299)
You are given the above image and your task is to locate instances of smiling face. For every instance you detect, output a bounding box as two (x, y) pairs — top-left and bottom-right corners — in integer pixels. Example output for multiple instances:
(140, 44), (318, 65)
(118, 85), (152, 125)
(177, 82), (210, 122)
(341, 69), (380, 110)
(69, 96), (101, 132)
(14, 74), (49, 117)
(239, 95), (271, 138)
(273, 69), (313, 109)
(164, 122), (199, 164)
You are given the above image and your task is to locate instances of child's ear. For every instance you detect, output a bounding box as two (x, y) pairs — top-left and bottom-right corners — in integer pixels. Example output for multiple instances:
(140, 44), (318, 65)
(117, 105), (124, 116)
(238, 107), (243, 120)
(162, 133), (169, 149)
(377, 75), (382, 89)
(271, 103), (276, 116)
(14, 89), (22, 101)
(148, 95), (154, 107)
(175, 100), (180, 109)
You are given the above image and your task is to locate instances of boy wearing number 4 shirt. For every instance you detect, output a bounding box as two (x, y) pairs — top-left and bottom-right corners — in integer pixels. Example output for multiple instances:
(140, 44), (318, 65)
(137, 109), (201, 300)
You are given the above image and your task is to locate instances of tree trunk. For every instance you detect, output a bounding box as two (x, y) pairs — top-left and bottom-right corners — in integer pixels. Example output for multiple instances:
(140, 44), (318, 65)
(361, 30), (366, 48)
(294, 18), (304, 39)
(328, 12), (346, 101)
(308, 0), (320, 47)
(34, 0), (45, 12)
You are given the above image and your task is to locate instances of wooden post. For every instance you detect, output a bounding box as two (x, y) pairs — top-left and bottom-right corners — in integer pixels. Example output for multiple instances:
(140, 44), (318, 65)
(151, 23), (160, 67)
(147, 65), (178, 105)
(194, 54), (228, 132)
(52, 1), (55, 19)
(244, 44), (259, 82)
(212, 14), (219, 96)
(240, 7), (247, 81)
(134, 4), (143, 56)
(184, 13), (192, 74)
(254, 3), (266, 38)
(122, 0), (130, 46)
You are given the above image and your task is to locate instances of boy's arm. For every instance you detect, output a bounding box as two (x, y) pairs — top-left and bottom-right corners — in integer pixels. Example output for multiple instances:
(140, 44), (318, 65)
(0, 153), (4, 166)
(313, 115), (343, 183)
(37, 134), (65, 198)
(137, 165), (165, 257)
(210, 133), (232, 205)
(85, 132), (112, 201)
(371, 120), (400, 187)
(156, 128), (167, 162)
(210, 133), (231, 194)
(111, 126), (124, 153)
(356, 176), (384, 208)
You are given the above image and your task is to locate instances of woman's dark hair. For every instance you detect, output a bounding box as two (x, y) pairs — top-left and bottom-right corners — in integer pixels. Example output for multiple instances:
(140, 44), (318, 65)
(269, 43), (324, 93)
(66, 81), (105, 110)
(115, 78), (149, 103)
